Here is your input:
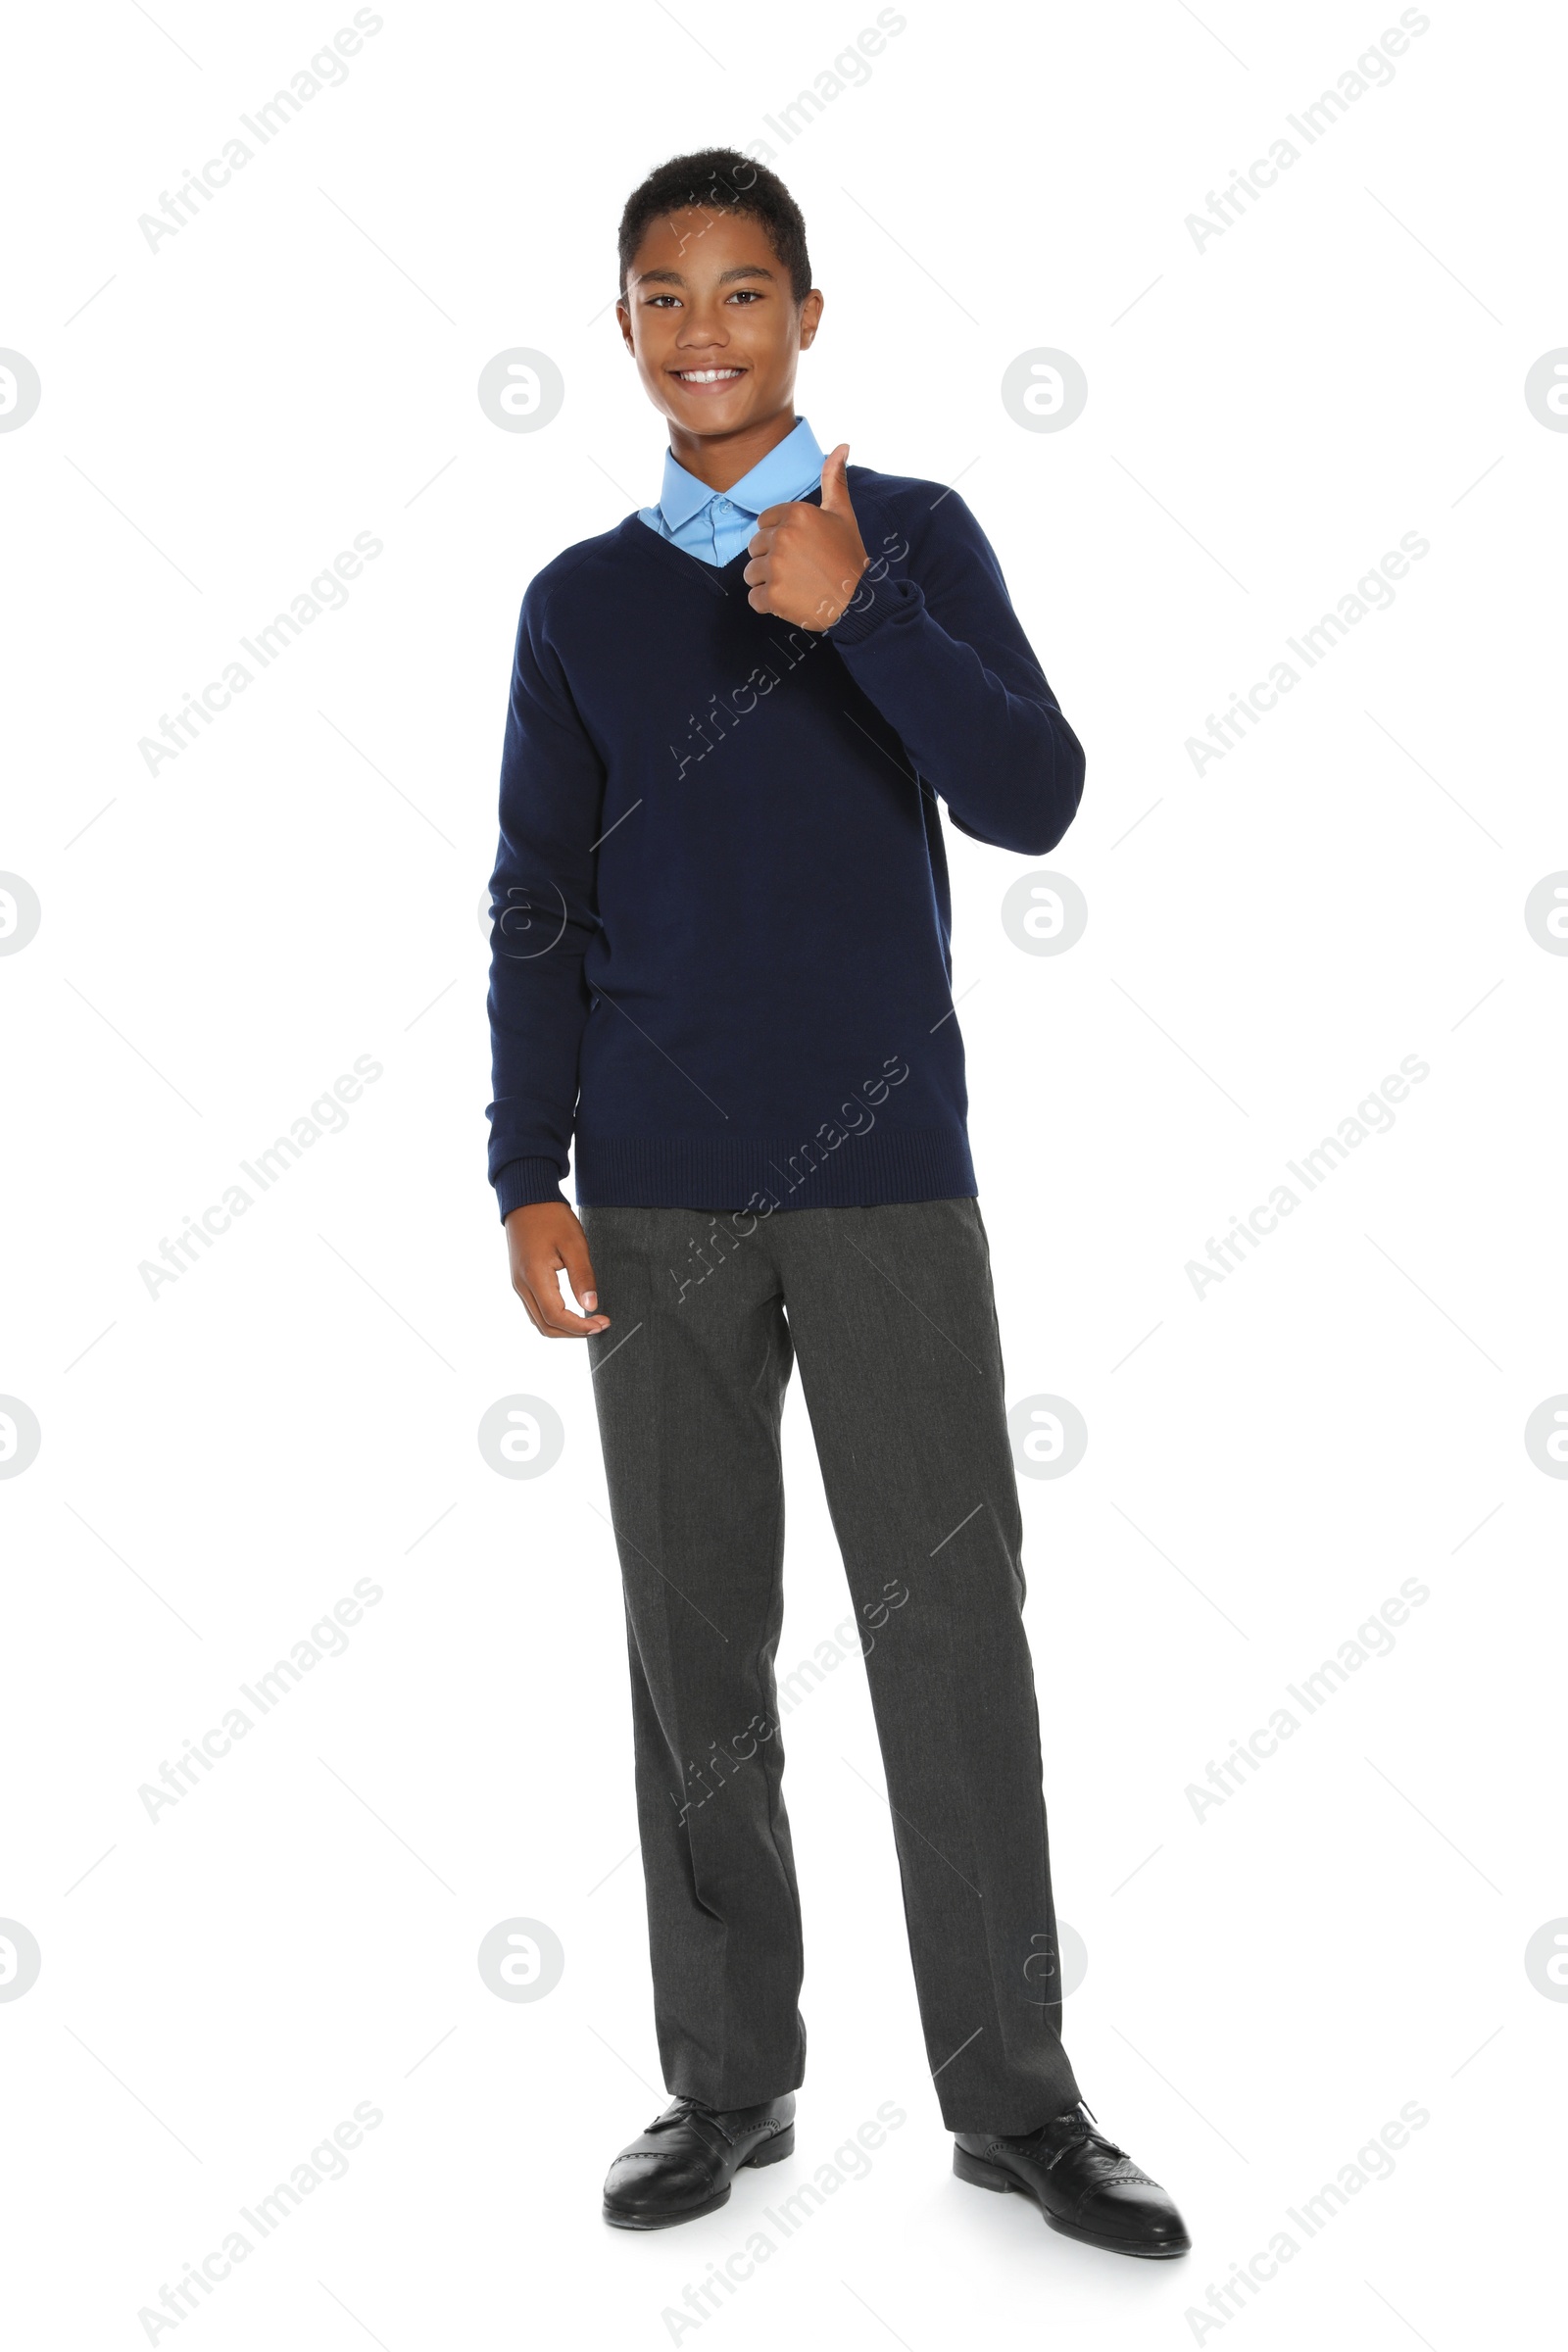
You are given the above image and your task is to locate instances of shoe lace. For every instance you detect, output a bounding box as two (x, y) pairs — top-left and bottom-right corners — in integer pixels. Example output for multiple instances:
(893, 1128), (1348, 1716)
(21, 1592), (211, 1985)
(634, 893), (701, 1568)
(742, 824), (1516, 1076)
(649, 2094), (739, 2143)
(651, 2095), (703, 2132)
(1029, 2100), (1131, 2171)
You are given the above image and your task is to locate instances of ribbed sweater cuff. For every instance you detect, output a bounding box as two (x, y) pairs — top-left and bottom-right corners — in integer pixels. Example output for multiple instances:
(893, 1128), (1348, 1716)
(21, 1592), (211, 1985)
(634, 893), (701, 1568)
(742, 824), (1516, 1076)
(495, 1157), (569, 1220)
(828, 571), (921, 648)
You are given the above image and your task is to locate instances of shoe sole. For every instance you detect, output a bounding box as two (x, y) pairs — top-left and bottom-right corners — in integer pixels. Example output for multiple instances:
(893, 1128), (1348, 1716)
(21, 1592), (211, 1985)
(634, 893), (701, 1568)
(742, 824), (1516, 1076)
(603, 2124), (795, 2230)
(953, 2143), (1190, 2259)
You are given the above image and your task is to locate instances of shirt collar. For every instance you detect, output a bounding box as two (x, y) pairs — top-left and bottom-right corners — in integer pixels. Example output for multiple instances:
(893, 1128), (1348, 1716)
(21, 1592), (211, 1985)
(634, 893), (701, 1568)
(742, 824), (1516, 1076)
(655, 416), (824, 529)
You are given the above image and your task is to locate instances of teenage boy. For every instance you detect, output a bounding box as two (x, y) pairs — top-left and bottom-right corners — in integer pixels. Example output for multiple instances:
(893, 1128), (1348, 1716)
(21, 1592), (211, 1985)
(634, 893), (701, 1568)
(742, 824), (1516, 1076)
(485, 149), (1189, 2261)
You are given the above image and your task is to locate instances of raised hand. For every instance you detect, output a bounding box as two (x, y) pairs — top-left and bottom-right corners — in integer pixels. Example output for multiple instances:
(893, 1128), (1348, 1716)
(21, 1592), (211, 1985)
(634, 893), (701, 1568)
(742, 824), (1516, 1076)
(744, 441), (869, 630)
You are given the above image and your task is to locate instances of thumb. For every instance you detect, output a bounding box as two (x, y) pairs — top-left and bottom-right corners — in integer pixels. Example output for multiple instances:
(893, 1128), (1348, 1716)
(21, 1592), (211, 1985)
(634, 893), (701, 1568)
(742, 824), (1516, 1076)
(560, 1229), (603, 1316)
(819, 442), (854, 514)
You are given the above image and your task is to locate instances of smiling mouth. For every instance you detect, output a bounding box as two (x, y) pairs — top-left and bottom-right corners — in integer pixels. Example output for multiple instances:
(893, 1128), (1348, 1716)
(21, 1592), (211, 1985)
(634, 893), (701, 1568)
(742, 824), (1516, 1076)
(671, 367), (746, 385)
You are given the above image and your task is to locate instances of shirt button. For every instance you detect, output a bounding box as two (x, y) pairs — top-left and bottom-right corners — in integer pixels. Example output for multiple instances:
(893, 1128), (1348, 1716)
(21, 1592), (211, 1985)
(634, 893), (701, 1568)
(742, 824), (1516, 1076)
(716, 500), (730, 512)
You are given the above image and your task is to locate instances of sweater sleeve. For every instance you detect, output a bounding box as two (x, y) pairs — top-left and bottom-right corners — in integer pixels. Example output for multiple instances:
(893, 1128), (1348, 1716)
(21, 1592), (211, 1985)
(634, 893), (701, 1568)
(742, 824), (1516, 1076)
(826, 490), (1085, 857)
(485, 580), (606, 1220)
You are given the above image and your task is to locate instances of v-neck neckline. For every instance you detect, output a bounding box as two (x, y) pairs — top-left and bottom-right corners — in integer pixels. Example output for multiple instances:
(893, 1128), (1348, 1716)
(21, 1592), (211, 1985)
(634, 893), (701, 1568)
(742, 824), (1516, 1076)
(619, 485), (825, 598)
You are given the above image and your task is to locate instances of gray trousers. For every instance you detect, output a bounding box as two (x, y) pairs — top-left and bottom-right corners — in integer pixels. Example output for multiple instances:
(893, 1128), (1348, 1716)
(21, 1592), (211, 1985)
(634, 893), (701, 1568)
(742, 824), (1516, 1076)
(582, 1197), (1081, 2134)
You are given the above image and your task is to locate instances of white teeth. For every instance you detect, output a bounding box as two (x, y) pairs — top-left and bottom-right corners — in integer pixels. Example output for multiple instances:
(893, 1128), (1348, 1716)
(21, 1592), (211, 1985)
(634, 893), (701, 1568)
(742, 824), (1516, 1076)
(677, 368), (742, 382)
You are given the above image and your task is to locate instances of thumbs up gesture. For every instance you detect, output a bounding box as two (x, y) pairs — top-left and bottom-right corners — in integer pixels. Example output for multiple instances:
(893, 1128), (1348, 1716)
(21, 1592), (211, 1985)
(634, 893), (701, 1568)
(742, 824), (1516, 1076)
(744, 442), (869, 630)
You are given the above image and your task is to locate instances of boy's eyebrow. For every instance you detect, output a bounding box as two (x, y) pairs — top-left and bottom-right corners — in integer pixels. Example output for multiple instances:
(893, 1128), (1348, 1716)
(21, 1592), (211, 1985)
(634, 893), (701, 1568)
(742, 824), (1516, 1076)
(632, 263), (779, 287)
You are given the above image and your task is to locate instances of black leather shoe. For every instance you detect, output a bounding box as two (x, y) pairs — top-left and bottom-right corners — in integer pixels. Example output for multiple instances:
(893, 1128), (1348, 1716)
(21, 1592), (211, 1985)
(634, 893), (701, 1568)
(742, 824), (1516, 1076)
(954, 2101), (1190, 2258)
(603, 2092), (796, 2230)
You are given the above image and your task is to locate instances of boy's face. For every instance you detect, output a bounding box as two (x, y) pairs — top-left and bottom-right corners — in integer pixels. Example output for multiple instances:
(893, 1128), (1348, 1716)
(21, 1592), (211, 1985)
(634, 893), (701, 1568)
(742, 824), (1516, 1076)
(617, 208), (822, 442)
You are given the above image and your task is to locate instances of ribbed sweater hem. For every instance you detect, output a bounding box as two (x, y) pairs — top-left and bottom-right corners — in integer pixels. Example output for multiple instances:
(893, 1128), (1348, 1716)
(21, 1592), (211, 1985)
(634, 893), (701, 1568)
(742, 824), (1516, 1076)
(570, 1125), (977, 1212)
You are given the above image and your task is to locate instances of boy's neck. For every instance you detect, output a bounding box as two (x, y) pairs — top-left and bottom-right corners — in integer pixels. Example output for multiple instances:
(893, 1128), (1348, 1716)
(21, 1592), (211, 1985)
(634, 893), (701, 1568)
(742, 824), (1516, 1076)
(664, 408), (801, 495)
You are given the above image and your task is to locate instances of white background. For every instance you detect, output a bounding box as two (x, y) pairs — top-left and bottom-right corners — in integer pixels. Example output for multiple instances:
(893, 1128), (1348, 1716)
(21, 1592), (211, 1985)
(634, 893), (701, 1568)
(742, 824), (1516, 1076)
(3, 1), (1565, 2345)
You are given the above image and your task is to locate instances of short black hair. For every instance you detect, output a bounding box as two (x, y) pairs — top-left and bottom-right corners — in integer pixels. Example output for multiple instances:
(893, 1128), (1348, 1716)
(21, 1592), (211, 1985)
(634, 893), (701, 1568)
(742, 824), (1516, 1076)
(617, 148), (812, 303)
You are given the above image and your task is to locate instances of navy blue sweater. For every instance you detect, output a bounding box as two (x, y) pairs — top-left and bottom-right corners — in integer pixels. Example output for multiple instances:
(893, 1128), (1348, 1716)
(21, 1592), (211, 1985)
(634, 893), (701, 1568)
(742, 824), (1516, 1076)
(485, 466), (1084, 1220)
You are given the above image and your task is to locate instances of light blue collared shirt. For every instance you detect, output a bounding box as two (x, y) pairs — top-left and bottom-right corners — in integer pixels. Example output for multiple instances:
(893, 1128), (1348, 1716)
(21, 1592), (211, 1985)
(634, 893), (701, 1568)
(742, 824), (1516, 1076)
(638, 415), (825, 566)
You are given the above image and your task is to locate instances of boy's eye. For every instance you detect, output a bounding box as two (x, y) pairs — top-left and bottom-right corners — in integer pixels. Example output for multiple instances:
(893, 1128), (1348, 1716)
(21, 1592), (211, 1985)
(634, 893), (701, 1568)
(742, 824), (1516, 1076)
(727, 289), (761, 303)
